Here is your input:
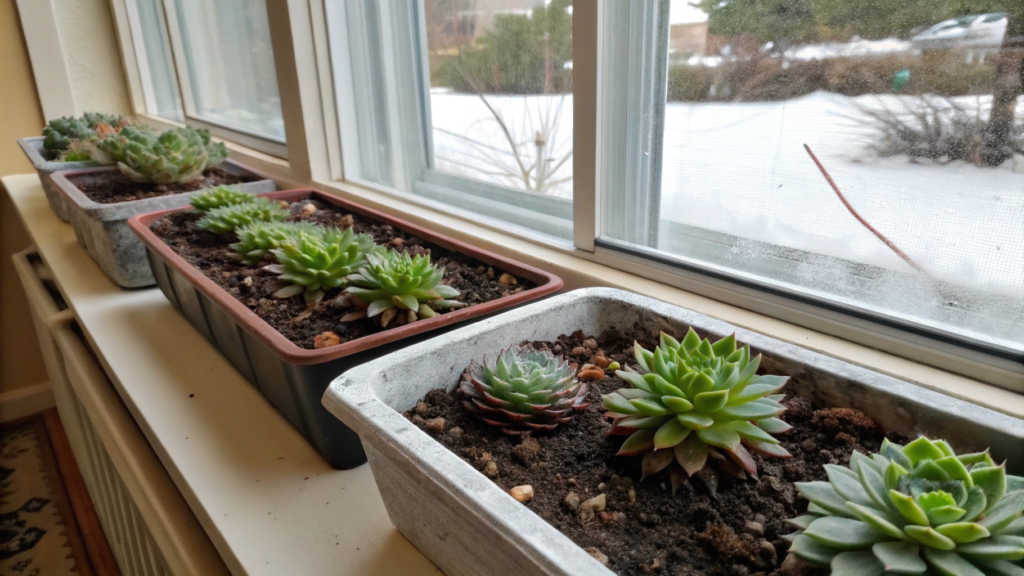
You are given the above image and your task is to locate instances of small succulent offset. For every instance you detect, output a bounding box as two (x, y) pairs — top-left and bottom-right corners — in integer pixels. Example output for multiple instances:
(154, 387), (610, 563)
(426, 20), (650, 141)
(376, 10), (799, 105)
(461, 345), (588, 434)
(788, 437), (1024, 575)
(265, 227), (376, 303)
(602, 328), (791, 488)
(41, 112), (123, 153)
(42, 117), (94, 153)
(230, 221), (320, 265)
(196, 198), (287, 234)
(104, 127), (227, 184)
(189, 186), (256, 213)
(344, 251), (463, 324)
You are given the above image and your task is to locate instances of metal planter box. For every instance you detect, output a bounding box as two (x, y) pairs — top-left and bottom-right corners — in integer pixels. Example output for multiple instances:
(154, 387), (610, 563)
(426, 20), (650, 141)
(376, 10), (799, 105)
(17, 136), (102, 222)
(51, 160), (276, 288)
(322, 288), (1024, 576)
(128, 188), (564, 470)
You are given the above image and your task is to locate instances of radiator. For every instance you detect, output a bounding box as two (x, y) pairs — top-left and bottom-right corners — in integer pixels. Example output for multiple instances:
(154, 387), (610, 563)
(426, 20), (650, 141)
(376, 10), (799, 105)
(13, 248), (229, 576)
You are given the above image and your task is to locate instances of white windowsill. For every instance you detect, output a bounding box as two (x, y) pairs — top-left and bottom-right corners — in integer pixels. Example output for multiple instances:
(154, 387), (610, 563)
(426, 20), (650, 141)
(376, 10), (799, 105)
(2, 174), (437, 576)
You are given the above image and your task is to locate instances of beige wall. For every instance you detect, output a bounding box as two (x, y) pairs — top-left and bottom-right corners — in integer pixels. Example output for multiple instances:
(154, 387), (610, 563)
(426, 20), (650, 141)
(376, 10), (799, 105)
(0, 0), (48, 392)
(52, 0), (132, 114)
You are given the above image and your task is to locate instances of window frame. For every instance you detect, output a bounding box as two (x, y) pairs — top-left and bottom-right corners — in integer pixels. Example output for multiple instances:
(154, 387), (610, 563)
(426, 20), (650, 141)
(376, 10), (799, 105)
(102, 0), (1022, 390)
(112, 0), (289, 159)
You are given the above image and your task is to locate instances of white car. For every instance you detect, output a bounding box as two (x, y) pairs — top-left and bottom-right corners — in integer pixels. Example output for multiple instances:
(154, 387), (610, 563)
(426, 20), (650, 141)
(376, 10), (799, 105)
(911, 13), (1007, 50)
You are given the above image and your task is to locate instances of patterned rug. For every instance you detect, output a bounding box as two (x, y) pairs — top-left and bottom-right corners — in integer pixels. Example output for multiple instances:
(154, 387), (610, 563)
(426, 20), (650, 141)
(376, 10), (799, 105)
(0, 416), (88, 575)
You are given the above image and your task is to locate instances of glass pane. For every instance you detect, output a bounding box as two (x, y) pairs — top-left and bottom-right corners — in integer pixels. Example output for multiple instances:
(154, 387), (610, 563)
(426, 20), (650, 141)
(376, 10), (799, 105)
(131, 0), (184, 121)
(327, 0), (573, 240)
(169, 0), (285, 141)
(608, 0), (1024, 352)
(424, 0), (574, 200)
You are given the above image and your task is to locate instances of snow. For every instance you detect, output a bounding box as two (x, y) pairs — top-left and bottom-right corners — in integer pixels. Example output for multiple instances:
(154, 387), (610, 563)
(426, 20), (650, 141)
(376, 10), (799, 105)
(783, 38), (914, 61)
(429, 90), (1024, 342)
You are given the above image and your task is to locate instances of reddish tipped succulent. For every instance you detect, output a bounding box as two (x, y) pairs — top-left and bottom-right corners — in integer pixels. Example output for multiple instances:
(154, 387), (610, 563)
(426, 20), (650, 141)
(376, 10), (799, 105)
(461, 345), (588, 434)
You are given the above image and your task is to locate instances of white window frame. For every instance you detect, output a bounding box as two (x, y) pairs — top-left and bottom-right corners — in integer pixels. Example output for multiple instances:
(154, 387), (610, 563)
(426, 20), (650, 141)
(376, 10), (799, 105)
(98, 0), (1024, 390)
(111, 0), (289, 159)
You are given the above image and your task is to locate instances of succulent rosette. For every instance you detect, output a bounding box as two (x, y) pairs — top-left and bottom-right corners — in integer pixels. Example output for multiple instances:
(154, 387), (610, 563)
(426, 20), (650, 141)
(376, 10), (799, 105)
(787, 437), (1024, 575)
(196, 198), (287, 234)
(461, 345), (588, 434)
(189, 186), (256, 213)
(265, 227), (376, 303)
(602, 328), (791, 490)
(344, 251), (462, 325)
(230, 221), (320, 265)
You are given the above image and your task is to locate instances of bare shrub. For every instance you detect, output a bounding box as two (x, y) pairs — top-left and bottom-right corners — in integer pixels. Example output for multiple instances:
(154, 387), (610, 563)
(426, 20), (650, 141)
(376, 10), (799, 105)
(851, 95), (1024, 165)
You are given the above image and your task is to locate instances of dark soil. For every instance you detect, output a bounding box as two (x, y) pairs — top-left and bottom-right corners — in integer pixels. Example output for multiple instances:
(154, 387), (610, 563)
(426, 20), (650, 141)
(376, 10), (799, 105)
(72, 167), (254, 204)
(152, 198), (533, 349)
(406, 328), (900, 576)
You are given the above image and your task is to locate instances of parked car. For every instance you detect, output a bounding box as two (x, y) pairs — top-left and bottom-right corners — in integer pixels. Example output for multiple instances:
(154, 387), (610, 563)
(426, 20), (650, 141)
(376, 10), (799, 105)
(911, 13), (1008, 51)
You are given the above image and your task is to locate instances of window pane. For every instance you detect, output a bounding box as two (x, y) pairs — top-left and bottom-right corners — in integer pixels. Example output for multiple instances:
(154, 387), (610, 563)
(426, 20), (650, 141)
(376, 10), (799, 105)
(605, 0), (1024, 352)
(425, 0), (574, 199)
(326, 0), (573, 240)
(169, 0), (285, 141)
(130, 0), (184, 121)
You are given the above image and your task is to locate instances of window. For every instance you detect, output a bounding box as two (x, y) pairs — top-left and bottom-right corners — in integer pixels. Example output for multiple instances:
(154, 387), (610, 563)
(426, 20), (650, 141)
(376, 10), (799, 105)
(122, 0), (287, 156)
(600, 0), (1023, 373)
(326, 0), (574, 240)
(105, 0), (1023, 385)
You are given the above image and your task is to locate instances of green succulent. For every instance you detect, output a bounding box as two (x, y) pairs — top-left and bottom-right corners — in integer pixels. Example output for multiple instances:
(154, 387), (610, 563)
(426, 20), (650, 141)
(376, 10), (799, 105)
(230, 221), (320, 265)
(602, 328), (791, 486)
(104, 127), (226, 184)
(191, 127), (228, 167)
(344, 251), (463, 323)
(190, 186), (256, 213)
(95, 125), (159, 164)
(787, 437), (1024, 575)
(265, 227), (376, 303)
(196, 198), (287, 234)
(81, 112), (121, 128)
(42, 117), (94, 152)
(461, 345), (588, 434)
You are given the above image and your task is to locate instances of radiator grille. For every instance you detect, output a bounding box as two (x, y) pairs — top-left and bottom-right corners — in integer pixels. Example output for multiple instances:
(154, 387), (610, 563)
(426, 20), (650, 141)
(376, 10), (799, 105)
(58, 368), (172, 576)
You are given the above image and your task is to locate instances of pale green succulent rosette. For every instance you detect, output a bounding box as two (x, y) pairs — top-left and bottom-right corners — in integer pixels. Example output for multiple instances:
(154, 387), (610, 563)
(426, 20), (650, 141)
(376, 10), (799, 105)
(189, 186), (255, 213)
(117, 128), (209, 184)
(230, 221), (321, 265)
(265, 227), (376, 303)
(97, 127), (226, 184)
(788, 437), (1024, 575)
(460, 345), (587, 434)
(602, 328), (792, 491)
(196, 198), (287, 235)
(344, 251), (462, 322)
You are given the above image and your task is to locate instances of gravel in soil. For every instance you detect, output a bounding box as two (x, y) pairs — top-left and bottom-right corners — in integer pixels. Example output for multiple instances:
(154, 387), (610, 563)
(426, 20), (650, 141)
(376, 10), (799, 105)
(405, 328), (900, 576)
(71, 167), (255, 204)
(152, 198), (533, 349)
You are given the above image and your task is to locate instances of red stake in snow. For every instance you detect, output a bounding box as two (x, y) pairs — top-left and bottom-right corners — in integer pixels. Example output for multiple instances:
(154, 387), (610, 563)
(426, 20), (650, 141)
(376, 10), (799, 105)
(803, 144), (923, 273)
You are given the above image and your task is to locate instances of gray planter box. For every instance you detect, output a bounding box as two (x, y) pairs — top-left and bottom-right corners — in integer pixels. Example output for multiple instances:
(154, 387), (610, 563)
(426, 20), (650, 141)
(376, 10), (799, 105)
(322, 287), (1024, 576)
(51, 160), (276, 288)
(17, 136), (102, 222)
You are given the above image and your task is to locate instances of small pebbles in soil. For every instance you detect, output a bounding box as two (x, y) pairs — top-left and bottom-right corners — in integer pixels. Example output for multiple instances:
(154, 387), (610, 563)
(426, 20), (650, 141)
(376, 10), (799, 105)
(403, 327), (899, 576)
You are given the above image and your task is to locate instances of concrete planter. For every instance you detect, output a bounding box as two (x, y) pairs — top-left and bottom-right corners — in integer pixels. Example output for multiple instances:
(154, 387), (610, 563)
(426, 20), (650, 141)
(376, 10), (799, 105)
(322, 288), (1024, 576)
(17, 136), (102, 222)
(51, 160), (275, 288)
(128, 188), (564, 469)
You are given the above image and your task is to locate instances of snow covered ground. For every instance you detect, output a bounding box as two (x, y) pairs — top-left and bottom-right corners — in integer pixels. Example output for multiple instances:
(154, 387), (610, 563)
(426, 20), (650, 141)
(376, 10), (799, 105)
(429, 90), (1024, 341)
